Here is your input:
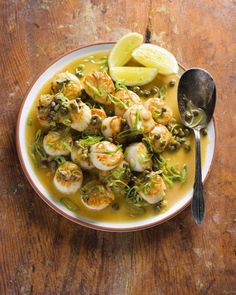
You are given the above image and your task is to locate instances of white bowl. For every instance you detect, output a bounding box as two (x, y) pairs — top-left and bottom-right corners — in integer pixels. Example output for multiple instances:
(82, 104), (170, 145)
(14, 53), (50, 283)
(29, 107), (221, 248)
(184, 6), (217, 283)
(16, 43), (216, 232)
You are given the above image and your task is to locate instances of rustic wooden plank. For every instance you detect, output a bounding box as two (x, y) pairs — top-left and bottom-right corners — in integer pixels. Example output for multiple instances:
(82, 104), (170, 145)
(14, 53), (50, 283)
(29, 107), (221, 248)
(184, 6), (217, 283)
(0, 0), (235, 294)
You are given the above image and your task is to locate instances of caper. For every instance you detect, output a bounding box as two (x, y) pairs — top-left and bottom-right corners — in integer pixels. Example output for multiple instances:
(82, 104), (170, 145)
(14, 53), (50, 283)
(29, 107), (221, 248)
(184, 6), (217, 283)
(184, 128), (190, 136)
(138, 89), (144, 96)
(159, 140), (166, 147)
(161, 107), (167, 113)
(192, 110), (199, 117)
(179, 137), (186, 143)
(112, 203), (120, 211)
(178, 129), (185, 138)
(143, 89), (151, 97)
(106, 109), (115, 116)
(91, 116), (100, 125)
(168, 144), (176, 151)
(60, 106), (68, 115)
(183, 144), (191, 152)
(151, 86), (159, 94)
(169, 80), (176, 87)
(185, 111), (193, 121)
(76, 72), (84, 78)
(70, 103), (77, 110)
(173, 128), (179, 135)
(176, 141), (181, 148)
(201, 128), (208, 136)
(133, 86), (140, 93)
(77, 64), (85, 70)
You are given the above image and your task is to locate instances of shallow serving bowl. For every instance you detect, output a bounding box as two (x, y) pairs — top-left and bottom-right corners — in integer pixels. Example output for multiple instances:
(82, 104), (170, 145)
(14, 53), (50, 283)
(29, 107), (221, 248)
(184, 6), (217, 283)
(16, 43), (216, 232)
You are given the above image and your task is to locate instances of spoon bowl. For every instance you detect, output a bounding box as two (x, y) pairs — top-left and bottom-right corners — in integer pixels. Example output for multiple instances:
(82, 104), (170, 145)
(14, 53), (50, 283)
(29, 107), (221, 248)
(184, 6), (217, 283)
(178, 68), (216, 224)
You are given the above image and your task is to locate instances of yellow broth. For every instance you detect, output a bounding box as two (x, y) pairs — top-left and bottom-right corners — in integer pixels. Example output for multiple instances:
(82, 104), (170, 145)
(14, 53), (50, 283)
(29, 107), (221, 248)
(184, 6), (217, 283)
(26, 51), (209, 222)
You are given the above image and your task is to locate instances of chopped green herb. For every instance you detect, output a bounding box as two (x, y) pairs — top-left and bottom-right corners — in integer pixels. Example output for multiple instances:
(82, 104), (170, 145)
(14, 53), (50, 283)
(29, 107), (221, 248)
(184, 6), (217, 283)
(117, 128), (142, 144)
(60, 197), (79, 211)
(99, 144), (122, 155)
(27, 117), (32, 126)
(115, 81), (127, 90)
(75, 135), (103, 148)
(152, 154), (187, 187)
(55, 156), (66, 166)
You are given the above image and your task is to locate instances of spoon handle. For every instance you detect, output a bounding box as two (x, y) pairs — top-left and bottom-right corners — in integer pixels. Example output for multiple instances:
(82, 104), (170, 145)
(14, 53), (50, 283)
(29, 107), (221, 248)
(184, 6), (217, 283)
(192, 129), (204, 224)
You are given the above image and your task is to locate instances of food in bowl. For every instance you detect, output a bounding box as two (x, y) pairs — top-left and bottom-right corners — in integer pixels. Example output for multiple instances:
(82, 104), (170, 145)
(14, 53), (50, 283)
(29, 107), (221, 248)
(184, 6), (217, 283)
(25, 33), (209, 223)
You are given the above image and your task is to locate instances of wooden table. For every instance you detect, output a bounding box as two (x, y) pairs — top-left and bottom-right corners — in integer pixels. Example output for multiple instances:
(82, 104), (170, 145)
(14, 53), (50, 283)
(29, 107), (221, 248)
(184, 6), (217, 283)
(0, 1), (235, 294)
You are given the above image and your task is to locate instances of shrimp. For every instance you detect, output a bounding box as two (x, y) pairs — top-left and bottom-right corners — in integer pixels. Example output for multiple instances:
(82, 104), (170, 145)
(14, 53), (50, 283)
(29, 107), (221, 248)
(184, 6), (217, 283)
(143, 97), (173, 125)
(71, 145), (94, 170)
(124, 142), (152, 172)
(80, 180), (114, 210)
(148, 124), (172, 153)
(51, 71), (83, 99)
(90, 141), (124, 171)
(137, 172), (166, 204)
(53, 161), (83, 194)
(37, 94), (54, 127)
(124, 104), (155, 133)
(43, 131), (72, 157)
(84, 71), (115, 105)
(114, 89), (141, 116)
(69, 99), (92, 132)
(101, 116), (124, 139)
(85, 108), (107, 135)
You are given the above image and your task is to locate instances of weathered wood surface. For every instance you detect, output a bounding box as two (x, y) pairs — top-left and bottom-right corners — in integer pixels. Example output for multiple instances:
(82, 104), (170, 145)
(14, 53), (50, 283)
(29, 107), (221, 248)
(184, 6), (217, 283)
(0, 0), (235, 294)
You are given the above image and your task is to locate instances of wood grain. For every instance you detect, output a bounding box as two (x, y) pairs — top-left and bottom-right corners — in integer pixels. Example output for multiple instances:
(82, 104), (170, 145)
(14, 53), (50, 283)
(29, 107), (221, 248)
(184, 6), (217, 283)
(0, 0), (236, 294)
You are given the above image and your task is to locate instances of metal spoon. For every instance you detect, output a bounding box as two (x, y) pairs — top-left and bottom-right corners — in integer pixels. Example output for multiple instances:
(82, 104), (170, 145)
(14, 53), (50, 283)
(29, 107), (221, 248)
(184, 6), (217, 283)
(177, 68), (216, 224)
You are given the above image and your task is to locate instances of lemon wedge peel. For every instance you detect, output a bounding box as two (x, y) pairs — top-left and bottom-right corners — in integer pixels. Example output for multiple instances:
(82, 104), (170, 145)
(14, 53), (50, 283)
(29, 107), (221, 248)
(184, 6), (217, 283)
(132, 43), (179, 75)
(109, 67), (158, 86)
(108, 32), (143, 68)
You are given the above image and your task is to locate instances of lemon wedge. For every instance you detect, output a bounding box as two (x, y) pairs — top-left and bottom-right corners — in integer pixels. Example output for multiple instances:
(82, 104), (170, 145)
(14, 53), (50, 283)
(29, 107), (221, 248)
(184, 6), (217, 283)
(109, 67), (158, 86)
(132, 43), (179, 75)
(108, 32), (143, 68)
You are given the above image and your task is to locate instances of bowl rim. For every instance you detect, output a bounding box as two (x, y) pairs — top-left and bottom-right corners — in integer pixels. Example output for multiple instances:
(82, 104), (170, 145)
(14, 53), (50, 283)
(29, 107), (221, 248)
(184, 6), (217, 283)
(16, 42), (217, 232)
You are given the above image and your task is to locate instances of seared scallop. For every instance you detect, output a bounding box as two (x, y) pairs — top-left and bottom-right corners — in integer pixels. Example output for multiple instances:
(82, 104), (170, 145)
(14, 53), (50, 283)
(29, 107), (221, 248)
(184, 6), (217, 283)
(101, 116), (124, 139)
(37, 94), (54, 127)
(51, 71), (83, 99)
(144, 97), (173, 125)
(53, 161), (83, 194)
(84, 71), (115, 105)
(148, 124), (172, 153)
(124, 142), (152, 172)
(71, 145), (94, 170)
(138, 172), (166, 204)
(81, 180), (115, 210)
(114, 89), (141, 116)
(43, 131), (72, 157)
(69, 99), (92, 132)
(90, 141), (124, 171)
(124, 104), (155, 133)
